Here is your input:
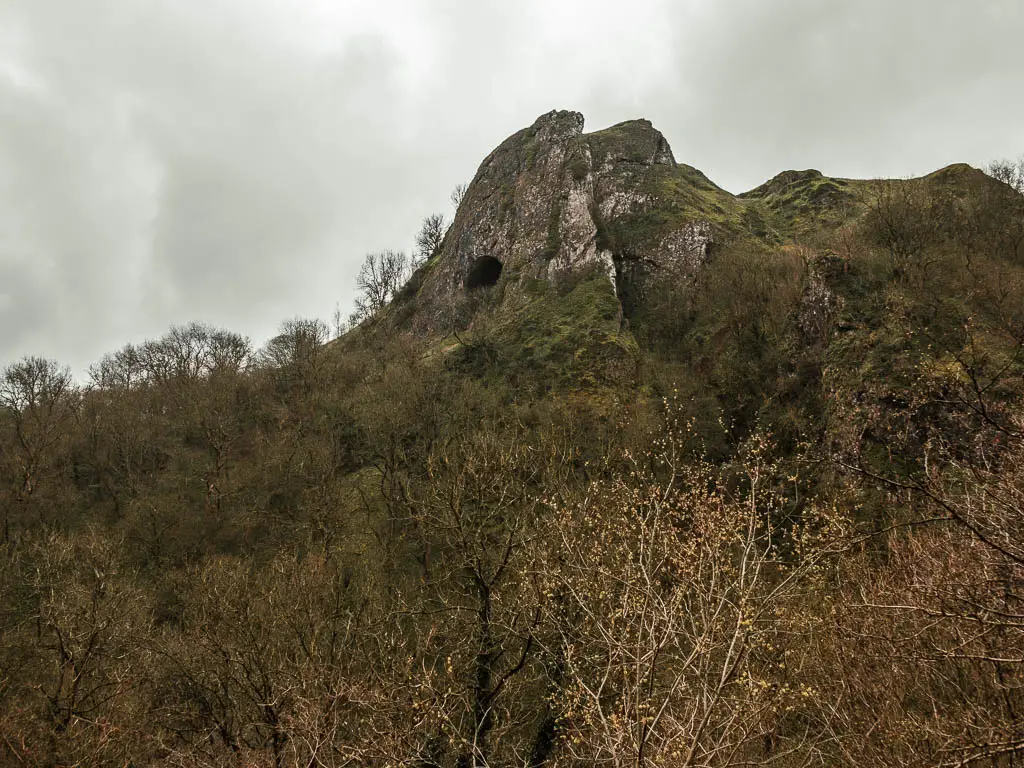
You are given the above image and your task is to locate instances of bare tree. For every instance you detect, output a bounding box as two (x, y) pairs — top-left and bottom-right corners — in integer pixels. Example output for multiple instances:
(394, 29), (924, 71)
(863, 179), (939, 287)
(826, 402), (1024, 766)
(88, 344), (144, 390)
(415, 213), (447, 265)
(93, 324), (251, 389)
(0, 531), (152, 765)
(987, 157), (1024, 194)
(0, 357), (76, 538)
(331, 302), (348, 339)
(206, 328), (252, 376)
(451, 182), (468, 211)
(351, 250), (410, 323)
(259, 317), (328, 370)
(0, 356), (73, 414)
(400, 430), (555, 768)
(547, 429), (843, 768)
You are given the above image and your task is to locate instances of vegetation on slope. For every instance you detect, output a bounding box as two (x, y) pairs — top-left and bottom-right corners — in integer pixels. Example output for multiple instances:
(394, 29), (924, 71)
(1, 153), (1023, 767)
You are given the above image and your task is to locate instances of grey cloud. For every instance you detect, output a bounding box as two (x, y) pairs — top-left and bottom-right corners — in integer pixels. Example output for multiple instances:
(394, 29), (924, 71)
(656, 0), (1024, 191)
(1, 0), (427, 372)
(0, 0), (1020, 374)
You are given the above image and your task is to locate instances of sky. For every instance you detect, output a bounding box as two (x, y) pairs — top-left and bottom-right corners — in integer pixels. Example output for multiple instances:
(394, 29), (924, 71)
(1, 0), (1022, 375)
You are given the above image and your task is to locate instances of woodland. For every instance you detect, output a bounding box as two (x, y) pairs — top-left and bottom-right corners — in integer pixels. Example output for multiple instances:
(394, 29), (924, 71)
(1, 150), (1024, 768)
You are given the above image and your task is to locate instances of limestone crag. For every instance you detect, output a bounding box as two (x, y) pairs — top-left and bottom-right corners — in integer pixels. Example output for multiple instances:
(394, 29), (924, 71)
(413, 110), (740, 327)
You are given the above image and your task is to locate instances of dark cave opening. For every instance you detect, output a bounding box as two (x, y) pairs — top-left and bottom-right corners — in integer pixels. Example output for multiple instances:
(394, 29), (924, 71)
(465, 256), (503, 290)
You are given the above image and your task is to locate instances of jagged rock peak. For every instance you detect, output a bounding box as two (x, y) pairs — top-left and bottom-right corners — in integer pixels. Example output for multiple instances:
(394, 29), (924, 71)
(478, 110), (584, 170)
(410, 110), (736, 330)
(532, 109), (585, 141)
(586, 117), (676, 167)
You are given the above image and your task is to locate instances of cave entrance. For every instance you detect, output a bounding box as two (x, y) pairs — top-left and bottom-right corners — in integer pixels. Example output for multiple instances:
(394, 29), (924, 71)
(465, 256), (503, 290)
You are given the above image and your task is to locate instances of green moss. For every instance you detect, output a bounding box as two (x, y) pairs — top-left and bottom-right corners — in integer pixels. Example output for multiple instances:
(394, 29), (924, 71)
(586, 119), (665, 165)
(449, 269), (637, 393)
(498, 182), (517, 218)
(542, 195), (565, 260)
(738, 170), (880, 237)
(566, 154), (589, 183)
(524, 139), (540, 170)
(392, 256), (436, 304)
(739, 200), (783, 242)
(591, 164), (745, 257)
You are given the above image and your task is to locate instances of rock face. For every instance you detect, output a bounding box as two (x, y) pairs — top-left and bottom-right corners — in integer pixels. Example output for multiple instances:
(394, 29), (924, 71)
(387, 110), (1003, 395)
(402, 110), (1000, 338)
(412, 110), (741, 327)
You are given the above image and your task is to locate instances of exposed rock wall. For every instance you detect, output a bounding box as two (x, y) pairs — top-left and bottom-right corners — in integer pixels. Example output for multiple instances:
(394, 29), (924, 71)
(413, 110), (735, 328)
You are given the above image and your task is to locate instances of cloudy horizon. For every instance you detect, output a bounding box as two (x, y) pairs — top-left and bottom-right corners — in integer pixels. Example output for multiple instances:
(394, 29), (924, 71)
(2, 0), (1022, 375)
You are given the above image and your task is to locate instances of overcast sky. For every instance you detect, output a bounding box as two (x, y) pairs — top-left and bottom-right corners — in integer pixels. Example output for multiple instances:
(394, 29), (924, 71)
(1, 0), (1022, 374)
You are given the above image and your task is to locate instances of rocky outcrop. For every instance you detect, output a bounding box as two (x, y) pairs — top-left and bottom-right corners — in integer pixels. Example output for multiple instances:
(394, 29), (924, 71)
(400, 110), (1004, 339)
(411, 110), (740, 328)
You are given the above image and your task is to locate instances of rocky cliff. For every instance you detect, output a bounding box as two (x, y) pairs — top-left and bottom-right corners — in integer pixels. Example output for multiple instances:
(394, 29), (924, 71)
(384, 109), (1012, 400)
(410, 110), (741, 328)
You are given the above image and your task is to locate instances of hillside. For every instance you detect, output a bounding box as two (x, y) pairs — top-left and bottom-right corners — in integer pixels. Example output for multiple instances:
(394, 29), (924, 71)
(384, 111), (1023, 470)
(1, 111), (1023, 767)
